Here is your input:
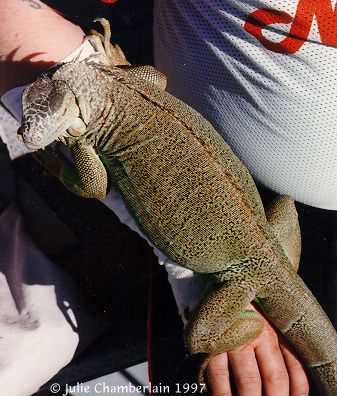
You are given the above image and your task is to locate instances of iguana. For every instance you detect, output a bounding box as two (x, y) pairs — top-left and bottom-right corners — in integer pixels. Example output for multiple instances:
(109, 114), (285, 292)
(17, 19), (337, 395)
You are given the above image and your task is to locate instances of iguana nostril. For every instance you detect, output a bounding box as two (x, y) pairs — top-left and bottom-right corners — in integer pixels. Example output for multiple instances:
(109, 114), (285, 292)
(17, 121), (31, 136)
(17, 126), (24, 136)
(17, 124), (44, 146)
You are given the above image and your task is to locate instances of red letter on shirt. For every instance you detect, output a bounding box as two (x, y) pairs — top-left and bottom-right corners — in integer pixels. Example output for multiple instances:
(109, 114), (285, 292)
(244, 0), (337, 54)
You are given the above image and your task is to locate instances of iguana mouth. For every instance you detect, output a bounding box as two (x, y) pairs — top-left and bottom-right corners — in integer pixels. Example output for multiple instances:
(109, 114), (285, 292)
(18, 123), (74, 150)
(17, 125), (44, 150)
(18, 109), (85, 150)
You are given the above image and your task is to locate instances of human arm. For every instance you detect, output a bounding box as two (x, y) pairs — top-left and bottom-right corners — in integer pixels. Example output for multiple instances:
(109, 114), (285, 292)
(0, 0), (84, 96)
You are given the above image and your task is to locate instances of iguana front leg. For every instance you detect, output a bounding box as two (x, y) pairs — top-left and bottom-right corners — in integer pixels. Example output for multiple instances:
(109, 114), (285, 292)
(89, 18), (167, 90)
(70, 142), (109, 199)
(33, 149), (91, 198)
(35, 143), (109, 200)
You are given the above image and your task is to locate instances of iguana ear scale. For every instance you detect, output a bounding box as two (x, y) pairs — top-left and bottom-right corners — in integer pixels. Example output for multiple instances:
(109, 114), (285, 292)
(67, 117), (87, 137)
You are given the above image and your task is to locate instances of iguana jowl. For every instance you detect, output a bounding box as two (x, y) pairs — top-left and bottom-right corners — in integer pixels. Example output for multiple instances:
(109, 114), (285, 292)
(18, 19), (337, 395)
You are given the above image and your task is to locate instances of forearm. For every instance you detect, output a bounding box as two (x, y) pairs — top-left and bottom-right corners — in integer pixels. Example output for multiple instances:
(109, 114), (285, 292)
(0, 0), (84, 95)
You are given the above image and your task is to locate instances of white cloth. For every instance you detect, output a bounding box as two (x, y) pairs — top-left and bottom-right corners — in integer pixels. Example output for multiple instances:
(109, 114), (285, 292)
(154, 0), (337, 210)
(102, 189), (210, 324)
(0, 39), (130, 395)
(0, 205), (108, 396)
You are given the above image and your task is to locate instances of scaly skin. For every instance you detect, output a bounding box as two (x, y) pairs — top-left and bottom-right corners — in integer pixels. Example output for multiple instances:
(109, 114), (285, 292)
(18, 20), (337, 395)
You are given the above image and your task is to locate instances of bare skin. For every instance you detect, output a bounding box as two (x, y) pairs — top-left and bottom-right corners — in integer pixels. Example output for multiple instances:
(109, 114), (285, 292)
(0, 0), (84, 95)
(0, 2), (310, 395)
(208, 304), (309, 396)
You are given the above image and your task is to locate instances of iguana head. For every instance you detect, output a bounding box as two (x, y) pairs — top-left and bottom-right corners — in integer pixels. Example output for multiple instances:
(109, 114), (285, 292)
(18, 75), (86, 150)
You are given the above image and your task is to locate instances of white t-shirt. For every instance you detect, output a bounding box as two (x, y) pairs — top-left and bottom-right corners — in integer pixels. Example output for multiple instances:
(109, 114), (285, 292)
(154, 0), (337, 210)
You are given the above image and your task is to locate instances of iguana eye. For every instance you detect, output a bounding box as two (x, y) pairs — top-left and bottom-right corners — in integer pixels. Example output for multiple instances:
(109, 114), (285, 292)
(46, 80), (72, 112)
(24, 76), (53, 105)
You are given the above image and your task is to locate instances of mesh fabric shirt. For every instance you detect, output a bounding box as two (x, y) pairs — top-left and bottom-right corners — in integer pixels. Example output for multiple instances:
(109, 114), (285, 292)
(154, 0), (337, 210)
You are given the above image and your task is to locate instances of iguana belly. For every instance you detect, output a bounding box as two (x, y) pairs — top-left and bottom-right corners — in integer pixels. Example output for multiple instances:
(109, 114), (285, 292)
(107, 112), (269, 273)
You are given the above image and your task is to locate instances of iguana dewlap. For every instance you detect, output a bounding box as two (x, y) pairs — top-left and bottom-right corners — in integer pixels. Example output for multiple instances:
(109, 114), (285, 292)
(18, 20), (337, 395)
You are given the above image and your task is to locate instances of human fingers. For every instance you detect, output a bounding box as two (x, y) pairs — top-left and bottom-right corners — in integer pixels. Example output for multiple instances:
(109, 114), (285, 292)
(227, 345), (261, 396)
(254, 323), (289, 396)
(207, 352), (232, 396)
(280, 342), (310, 396)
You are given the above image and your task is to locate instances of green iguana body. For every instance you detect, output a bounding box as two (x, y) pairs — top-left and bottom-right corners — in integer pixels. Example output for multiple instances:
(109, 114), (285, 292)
(18, 20), (337, 395)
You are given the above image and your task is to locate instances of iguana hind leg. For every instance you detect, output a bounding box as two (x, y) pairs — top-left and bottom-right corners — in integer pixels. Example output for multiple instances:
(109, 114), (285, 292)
(266, 196), (301, 271)
(191, 304), (265, 384)
(189, 197), (302, 384)
(185, 279), (259, 355)
(186, 276), (267, 385)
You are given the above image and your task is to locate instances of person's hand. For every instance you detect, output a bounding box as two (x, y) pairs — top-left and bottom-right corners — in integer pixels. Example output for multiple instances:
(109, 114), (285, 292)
(206, 304), (310, 396)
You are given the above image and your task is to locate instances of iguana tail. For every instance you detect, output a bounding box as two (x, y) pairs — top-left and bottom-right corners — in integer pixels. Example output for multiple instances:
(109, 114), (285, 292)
(257, 266), (337, 396)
